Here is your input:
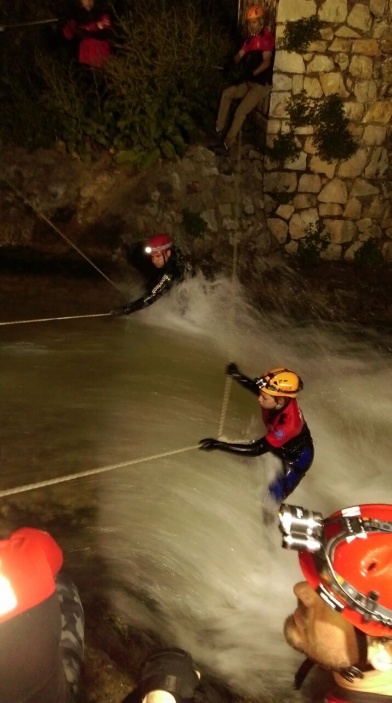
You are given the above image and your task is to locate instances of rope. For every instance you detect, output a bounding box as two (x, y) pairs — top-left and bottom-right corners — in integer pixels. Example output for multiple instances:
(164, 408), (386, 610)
(0, 444), (199, 498)
(0, 312), (112, 327)
(217, 130), (242, 439)
(1, 178), (121, 291)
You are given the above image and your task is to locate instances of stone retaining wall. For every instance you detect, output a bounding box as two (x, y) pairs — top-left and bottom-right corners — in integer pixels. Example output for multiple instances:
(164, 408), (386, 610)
(265, 0), (392, 260)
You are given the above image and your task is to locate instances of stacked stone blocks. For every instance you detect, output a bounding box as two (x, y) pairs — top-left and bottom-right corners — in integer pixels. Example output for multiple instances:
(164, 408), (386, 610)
(265, 0), (392, 260)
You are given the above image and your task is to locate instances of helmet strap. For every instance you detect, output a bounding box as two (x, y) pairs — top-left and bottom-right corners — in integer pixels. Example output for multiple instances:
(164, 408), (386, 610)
(293, 630), (368, 690)
(335, 628), (369, 682)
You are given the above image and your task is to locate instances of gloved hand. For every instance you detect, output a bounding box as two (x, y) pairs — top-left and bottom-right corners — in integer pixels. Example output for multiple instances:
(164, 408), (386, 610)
(111, 301), (139, 316)
(226, 362), (240, 377)
(199, 438), (221, 451)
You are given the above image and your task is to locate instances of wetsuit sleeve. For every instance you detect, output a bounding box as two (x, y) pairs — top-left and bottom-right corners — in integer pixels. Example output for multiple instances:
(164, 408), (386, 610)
(122, 271), (176, 314)
(233, 373), (259, 396)
(227, 364), (259, 396)
(213, 436), (272, 457)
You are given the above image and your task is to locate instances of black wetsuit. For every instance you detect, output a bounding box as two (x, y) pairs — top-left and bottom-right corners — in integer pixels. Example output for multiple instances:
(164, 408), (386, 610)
(201, 366), (314, 502)
(116, 248), (186, 315)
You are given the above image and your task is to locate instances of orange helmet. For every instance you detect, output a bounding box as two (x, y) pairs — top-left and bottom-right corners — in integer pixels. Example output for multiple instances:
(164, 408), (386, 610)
(255, 368), (303, 398)
(246, 4), (264, 20)
(280, 503), (392, 638)
(144, 233), (172, 255)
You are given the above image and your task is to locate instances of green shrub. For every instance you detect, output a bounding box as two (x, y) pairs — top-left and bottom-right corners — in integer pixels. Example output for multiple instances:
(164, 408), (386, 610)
(0, 0), (231, 159)
(265, 131), (300, 166)
(297, 221), (329, 266)
(287, 93), (358, 163)
(181, 208), (207, 239)
(279, 17), (322, 53)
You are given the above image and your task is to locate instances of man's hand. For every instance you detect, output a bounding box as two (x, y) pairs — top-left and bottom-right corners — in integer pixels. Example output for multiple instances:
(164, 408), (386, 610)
(110, 307), (125, 316)
(226, 362), (240, 377)
(199, 438), (221, 451)
(111, 301), (139, 316)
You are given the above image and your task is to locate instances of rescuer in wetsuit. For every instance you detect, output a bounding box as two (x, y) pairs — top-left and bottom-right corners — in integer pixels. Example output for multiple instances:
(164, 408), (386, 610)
(111, 233), (187, 316)
(199, 364), (314, 502)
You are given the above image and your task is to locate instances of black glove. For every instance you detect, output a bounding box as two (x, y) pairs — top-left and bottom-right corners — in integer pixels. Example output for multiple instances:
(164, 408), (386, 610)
(110, 306), (126, 316)
(111, 302), (139, 316)
(226, 362), (240, 377)
(199, 438), (221, 451)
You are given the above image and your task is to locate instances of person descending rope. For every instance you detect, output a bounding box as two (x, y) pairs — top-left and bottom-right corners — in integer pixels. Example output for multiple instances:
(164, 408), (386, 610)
(216, 4), (275, 150)
(111, 233), (188, 316)
(199, 364), (314, 503)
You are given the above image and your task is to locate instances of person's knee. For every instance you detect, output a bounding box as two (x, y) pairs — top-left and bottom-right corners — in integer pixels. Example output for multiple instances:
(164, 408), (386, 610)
(222, 84), (238, 100)
(268, 478), (286, 503)
(239, 98), (259, 119)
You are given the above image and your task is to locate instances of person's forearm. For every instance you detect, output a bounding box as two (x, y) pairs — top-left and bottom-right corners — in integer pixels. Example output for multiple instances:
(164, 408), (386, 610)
(252, 58), (271, 76)
(215, 437), (271, 457)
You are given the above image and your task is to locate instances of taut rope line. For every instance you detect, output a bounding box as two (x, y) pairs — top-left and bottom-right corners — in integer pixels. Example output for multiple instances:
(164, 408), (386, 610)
(1, 178), (121, 291)
(0, 444), (199, 499)
(217, 130), (242, 439)
(0, 312), (111, 327)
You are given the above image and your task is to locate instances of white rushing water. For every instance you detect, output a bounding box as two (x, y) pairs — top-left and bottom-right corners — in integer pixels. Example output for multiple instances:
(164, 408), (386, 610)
(2, 272), (392, 700)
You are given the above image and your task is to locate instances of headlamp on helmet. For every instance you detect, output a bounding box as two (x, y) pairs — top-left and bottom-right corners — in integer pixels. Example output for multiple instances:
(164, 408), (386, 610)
(279, 504), (324, 552)
(255, 368), (303, 398)
(279, 503), (392, 637)
(145, 233), (173, 255)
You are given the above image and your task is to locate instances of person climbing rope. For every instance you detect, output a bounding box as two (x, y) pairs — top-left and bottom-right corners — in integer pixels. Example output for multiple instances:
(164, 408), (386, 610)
(199, 364), (314, 503)
(111, 233), (188, 316)
(216, 4), (275, 150)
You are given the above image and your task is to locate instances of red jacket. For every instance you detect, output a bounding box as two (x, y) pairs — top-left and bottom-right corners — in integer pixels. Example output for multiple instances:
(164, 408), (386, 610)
(63, 11), (111, 67)
(261, 398), (305, 449)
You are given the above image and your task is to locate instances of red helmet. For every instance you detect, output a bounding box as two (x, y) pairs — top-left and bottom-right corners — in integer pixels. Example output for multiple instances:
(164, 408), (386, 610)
(144, 233), (173, 255)
(280, 503), (392, 637)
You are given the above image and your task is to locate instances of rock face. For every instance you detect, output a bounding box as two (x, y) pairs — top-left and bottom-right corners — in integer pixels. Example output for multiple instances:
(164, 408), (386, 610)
(0, 145), (273, 278)
(266, 0), (392, 261)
